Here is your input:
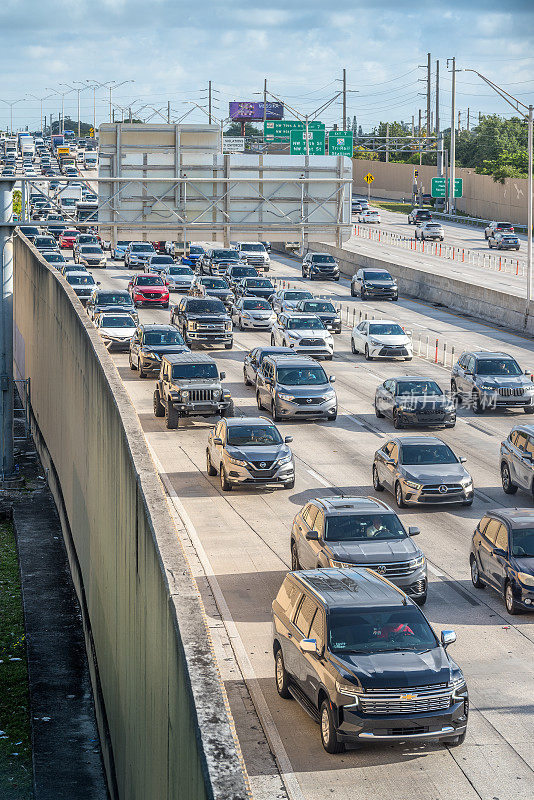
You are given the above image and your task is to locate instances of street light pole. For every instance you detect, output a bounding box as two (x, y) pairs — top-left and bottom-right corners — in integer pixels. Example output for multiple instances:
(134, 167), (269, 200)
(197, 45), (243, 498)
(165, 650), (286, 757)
(447, 57), (456, 213)
(108, 81), (134, 123)
(461, 68), (533, 314)
(0, 99), (26, 136)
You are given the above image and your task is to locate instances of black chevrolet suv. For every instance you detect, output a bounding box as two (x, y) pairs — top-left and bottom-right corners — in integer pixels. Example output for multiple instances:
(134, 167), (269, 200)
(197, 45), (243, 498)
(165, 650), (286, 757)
(170, 296), (233, 349)
(272, 568), (468, 753)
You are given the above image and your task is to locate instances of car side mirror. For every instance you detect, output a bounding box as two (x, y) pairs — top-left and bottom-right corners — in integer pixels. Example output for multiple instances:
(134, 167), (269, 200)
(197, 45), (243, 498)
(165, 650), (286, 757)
(305, 530), (320, 541)
(405, 329), (413, 336)
(213, 437), (223, 446)
(385, 457), (395, 465)
(96, 281), (101, 286)
(329, 375), (336, 383)
(493, 547), (507, 558)
(525, 370), (532, 376)
(284, 436), (293, 443)
(300, 638), (318, 655)
(219, 371), (226, 380)
(441, 630), (456, 648)
(524, 451), (534, 461)
(459, 456), (467, 463)
(408, 526), (420, 536)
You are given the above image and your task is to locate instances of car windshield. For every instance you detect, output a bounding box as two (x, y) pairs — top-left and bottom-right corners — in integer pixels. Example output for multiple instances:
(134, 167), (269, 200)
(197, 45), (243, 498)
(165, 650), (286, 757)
(43, 253), (63, 262)
(368, 323), (405, 336)
(246, 279), (272, 288)
(63, 231), (78, 237)
(101, 316), (134, 328)
(396, 380), (443, 396)
(168, 267), (193, 276)
(171, 363), (219, 380)
(243, 299), (270, 310)
(137, 276), (164, 286)
(284, 292), (312, 301)
(187, 299), (225, 313)
(287, 317), (324, 330)
(301, 301), (336, 313)
(312, 255), (335, 263)
(117, 241), (130, 247)
(325, 513), (407, 542)
(189, 246), (204, 254)
(144, 330), (185, 346)
(67, 275), (95, 285)
(131, 244), (154, 252)
(475, 358), (522, 376)
(36, 238), (55, 246)
(363, 272), (392, 281)
(213, 250), (239, 260)
(202, 279), (226, 289)
(400, 443), (457, 465)
(226, 424), (283, 446)
(276, 366), (327, 385)
(328, 606), (437, 655)
(241, 244), (265, 252)
(151, 256), (173, 263)
(97, 293), (131, 305)
(510, 528), (534, 558)
(81, 247), (103, 254)
(231, 267), (257, 277)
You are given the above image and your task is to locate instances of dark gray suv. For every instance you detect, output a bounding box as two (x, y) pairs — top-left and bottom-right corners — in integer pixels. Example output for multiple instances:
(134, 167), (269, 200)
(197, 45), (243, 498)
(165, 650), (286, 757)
(451, 351), (534, 414)
(290, 496), (427, 604)
(272, 568), (468, 753)
(255, 355), (337, 421)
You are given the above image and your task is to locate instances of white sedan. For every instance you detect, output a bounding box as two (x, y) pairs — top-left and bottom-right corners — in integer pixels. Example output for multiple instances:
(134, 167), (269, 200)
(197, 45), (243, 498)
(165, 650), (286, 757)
(351, 319), (412, 361)
(358, 210), (381, 224)
(231, 297), (276, 331)
(95, 313), (137, 351)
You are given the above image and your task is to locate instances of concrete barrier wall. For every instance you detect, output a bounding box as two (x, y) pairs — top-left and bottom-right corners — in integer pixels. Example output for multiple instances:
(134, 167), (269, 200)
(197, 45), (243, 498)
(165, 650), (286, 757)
(291, 239), (534, 335)
(13, 234), (249, 800)
(351, 159), (531, 226)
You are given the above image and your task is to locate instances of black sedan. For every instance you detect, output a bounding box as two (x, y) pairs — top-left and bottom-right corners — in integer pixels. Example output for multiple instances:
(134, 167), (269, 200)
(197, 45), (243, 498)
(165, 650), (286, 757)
(374, 377), (456, 429)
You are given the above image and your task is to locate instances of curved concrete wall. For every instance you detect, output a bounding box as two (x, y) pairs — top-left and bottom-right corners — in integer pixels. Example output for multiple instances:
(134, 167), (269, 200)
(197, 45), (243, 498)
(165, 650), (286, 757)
(13, 234), (249, 800)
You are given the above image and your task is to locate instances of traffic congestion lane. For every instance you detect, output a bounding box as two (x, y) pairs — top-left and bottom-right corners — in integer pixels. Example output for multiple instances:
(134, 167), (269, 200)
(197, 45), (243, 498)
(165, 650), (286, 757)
(84, 256), (534, 800)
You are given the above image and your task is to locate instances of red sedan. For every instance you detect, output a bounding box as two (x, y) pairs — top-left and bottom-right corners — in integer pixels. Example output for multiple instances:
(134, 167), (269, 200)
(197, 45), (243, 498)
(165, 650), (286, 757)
(128, 273), (169, 308)
(59, 229), (79, 248)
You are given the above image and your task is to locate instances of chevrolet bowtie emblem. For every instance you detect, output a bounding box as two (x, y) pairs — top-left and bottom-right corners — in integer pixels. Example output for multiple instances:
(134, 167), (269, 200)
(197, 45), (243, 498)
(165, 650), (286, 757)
(400, 694), (417, 700)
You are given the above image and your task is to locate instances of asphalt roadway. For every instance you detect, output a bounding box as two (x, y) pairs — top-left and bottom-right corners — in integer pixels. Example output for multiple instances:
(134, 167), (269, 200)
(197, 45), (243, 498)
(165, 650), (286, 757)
(82, 250), (534, 800)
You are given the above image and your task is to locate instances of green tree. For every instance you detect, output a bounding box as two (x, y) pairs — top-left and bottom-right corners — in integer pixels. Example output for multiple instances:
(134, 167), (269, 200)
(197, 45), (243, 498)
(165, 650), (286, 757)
(225, 121), (261, 137)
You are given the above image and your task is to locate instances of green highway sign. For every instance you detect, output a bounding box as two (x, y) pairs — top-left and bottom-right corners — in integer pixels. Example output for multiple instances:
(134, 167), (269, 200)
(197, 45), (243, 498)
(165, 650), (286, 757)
(431, 177), (463, 198)
(289, 129), (326, 155)
(328, 131), (353, 156)
(264, 120), (325, 142)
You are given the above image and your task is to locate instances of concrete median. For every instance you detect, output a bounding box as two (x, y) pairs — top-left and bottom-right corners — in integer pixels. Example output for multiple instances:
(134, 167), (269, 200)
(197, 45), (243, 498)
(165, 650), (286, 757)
(13, 233), (249, 800)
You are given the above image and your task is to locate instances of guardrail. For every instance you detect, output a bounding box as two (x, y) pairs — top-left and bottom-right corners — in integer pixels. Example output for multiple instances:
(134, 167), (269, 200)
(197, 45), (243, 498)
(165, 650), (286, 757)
(430, 211), (528, 234)
(353, 224), (525, 277)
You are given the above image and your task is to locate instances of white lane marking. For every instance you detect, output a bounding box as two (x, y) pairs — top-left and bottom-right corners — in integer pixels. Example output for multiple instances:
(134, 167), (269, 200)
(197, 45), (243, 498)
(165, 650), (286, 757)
(347, 415), (364, 427)
(148, 444), (305, 800)
(427, 563), (445, 577)
(306, 468), (333, 487)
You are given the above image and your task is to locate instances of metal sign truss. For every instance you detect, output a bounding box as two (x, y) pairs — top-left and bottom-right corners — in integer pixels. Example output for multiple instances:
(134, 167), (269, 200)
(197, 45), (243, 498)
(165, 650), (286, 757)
(353, 136), (438, 153)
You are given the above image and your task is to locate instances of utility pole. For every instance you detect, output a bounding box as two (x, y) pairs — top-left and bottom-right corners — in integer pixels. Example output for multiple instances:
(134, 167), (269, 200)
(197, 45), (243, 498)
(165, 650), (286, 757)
(411, 115), (414, 136)
(0, 178), (14, 479)
(458, 110), (461, 132)
(385, 122), (389, 163)
(342, 68), (347, 131)
(435, 60), (440, 137)
(208, 81), (212, 124)
(263, 78), (267, 130)
(426, 52), (431, 135)
(167, 100), (171, 124)
(418, 109), (422, 165)
(447, 57), (457, 213)
(467, 107), (470, 132)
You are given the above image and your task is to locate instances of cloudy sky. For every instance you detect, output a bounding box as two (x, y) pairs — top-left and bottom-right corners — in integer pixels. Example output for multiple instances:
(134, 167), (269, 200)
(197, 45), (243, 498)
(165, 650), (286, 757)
(1, 0), (533, 132)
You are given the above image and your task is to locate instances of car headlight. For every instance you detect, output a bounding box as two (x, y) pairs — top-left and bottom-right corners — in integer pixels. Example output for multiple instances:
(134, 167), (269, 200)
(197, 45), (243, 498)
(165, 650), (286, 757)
(408, 555), (426, 569)
(460, 477), (473, 488)
(227, 455), (247, 467)
(180, 390), (190, 400)
(329, 559), (354, 569)
(525, 385), (534, 392)
(225, 321), (232, 331)
(335, 680), (363, 703)
(143, 350), (159, 359)
(404, 480), (422, 490)
(369, 338), (381, 346)
(286, 331), (298, 339)
(222, 390), (232, 399)
(517, 571), (534, 588)
(241, 313), (251, 319)
(277, 392), (295, 402)
(277, 453), (293, 466)
(478, 384), (495, 391)
(187, 321), (196, 331)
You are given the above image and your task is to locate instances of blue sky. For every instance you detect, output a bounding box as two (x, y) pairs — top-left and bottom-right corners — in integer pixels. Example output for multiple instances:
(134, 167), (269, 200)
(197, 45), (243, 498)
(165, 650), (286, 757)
(1, 0), (533, 132)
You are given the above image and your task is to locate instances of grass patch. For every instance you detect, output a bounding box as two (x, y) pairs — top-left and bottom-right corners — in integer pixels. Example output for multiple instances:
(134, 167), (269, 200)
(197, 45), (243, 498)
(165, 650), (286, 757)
(371, 201), (414, 214)
(0, 521), (33, 799)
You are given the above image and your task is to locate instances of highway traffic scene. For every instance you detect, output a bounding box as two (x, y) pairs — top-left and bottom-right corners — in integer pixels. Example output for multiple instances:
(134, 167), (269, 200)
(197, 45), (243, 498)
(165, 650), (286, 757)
(1, 3), (534, 800)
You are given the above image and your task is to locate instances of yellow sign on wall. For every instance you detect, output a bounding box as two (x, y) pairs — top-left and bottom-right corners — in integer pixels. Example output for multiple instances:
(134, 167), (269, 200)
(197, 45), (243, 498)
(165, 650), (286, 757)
(364, 173), (374, 184)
